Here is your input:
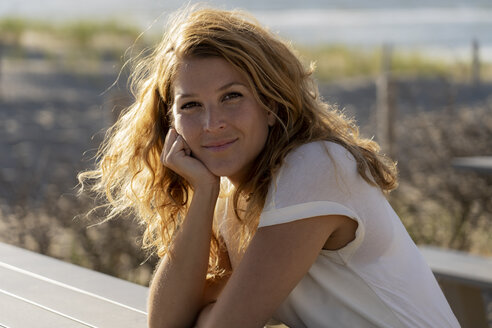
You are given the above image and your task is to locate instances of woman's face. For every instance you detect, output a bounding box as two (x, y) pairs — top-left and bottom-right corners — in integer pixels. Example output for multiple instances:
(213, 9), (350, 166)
(171, 56), (275, 185)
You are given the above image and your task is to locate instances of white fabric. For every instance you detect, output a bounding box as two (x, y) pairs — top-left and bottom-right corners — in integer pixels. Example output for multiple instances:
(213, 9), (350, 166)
(217, 141), (460, 328)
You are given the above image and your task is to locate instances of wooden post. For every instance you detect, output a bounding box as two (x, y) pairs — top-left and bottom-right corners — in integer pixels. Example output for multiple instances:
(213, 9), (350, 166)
(0, 39), (2, 99)
(471, 39), (480, 87)
(376, 43), (396, 158)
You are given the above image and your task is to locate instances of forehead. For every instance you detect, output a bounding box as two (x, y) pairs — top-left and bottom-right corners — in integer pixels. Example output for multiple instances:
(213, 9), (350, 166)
(172, 56), (248, 94)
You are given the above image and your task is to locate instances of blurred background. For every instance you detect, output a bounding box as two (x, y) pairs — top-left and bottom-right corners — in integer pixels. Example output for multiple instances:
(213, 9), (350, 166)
(0, 0), (491, 288)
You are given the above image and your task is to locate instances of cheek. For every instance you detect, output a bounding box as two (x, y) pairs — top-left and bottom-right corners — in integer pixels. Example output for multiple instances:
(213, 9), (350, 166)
(173, 114), (186, 134)
(174, 116), (199, 142)
(173, 117), (183, 135)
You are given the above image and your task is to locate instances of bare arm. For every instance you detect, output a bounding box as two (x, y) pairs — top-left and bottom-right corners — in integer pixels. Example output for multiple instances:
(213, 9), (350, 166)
(148, 185), (218, 328)
(195, 214), (356, 328)
(148, 129), (229, 328)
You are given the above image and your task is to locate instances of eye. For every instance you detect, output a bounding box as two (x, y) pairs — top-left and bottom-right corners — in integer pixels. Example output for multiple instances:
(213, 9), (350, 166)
(222, 92), (242, 101)
(180, 101), (201, 110)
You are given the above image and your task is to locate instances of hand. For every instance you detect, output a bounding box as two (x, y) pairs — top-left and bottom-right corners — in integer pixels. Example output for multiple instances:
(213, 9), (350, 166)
(161, 128), (219, 191)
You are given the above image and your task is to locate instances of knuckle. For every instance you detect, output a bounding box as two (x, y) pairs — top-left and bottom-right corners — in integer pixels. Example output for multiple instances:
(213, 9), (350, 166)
(164, 154), (172, 165)
(161, 151), (171, 165)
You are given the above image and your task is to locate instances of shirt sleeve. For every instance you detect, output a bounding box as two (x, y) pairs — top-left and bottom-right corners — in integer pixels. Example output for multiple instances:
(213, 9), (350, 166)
(258, 141), (370, 261)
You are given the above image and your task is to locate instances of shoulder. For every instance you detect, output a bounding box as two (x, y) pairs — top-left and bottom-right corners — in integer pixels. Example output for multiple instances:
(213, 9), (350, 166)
(286, 141), (355, 164)
(280, 141), (358, 179)
(262, 140), (377, 212)
(263, 141), (361, 210)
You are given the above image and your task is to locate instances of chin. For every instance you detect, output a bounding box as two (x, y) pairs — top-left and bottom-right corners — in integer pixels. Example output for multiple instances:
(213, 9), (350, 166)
(210, 168), (238, 178)
(207, 164), (242, 180)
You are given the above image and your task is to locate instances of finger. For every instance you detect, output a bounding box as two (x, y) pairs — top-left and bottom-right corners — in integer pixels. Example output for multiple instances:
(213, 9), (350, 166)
(167, 134), (187, 160)
(182, 138), (192, 156)
(161, 128), (178, 163)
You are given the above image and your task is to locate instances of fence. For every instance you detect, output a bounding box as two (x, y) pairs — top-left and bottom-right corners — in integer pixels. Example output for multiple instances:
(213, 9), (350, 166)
(375, 39), (484, 156)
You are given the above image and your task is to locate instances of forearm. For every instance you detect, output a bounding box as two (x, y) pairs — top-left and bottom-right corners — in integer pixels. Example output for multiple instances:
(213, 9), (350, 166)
(194, 301), (215, 327)
(148, 185), (219, 328)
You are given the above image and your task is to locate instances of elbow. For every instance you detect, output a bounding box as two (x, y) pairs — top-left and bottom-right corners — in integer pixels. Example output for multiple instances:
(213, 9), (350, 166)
(148, 316), (182, 328)
(147, 306), (174, 328)
(148, 312), (182, 328)
(147, 312), (167, 328)
(147, 291), (207, 328)
(193, 302), (215, 328)
(148, 308), (199, 328)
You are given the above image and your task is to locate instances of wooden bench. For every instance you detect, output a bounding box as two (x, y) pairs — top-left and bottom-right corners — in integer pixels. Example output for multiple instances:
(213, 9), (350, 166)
(420, 246), (492, 328)
(452, 156), (492, 174)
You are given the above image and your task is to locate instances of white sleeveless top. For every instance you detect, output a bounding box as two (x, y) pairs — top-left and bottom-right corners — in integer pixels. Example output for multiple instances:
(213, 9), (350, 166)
(216, 141), (459, 328)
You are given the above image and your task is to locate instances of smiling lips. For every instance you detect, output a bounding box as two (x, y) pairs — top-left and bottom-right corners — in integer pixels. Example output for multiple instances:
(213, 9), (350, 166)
(202, 138), (238, 151)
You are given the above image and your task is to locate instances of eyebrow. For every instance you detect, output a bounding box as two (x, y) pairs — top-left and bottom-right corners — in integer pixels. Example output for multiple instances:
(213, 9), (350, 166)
(175, 81), (247, 99)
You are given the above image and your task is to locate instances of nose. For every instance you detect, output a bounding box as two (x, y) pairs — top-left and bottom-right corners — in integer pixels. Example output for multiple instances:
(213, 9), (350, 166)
(203, 105), (226, 132)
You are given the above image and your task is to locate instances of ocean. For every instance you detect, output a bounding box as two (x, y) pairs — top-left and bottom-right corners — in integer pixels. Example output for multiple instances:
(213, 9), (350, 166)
(2, 0), (492, 60)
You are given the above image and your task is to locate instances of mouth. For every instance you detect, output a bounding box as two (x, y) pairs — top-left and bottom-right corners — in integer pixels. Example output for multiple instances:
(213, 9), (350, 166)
(202, 138), (238, 152)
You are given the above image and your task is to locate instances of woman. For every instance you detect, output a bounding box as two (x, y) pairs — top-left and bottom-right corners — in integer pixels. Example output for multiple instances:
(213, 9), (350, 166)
(79, 6), (460, 328)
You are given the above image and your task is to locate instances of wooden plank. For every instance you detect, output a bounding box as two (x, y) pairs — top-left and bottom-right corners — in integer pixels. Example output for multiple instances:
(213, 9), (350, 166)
(419, 246), (492, 288)
(0, 242), (148, 311)
(0, 289), (89, 328)
(0, 265), (147, 327)
(0, 243), (148, 327)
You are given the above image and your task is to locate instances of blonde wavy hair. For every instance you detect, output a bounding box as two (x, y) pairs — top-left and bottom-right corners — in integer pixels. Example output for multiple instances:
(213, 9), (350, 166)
(78, 6), (398, 280)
